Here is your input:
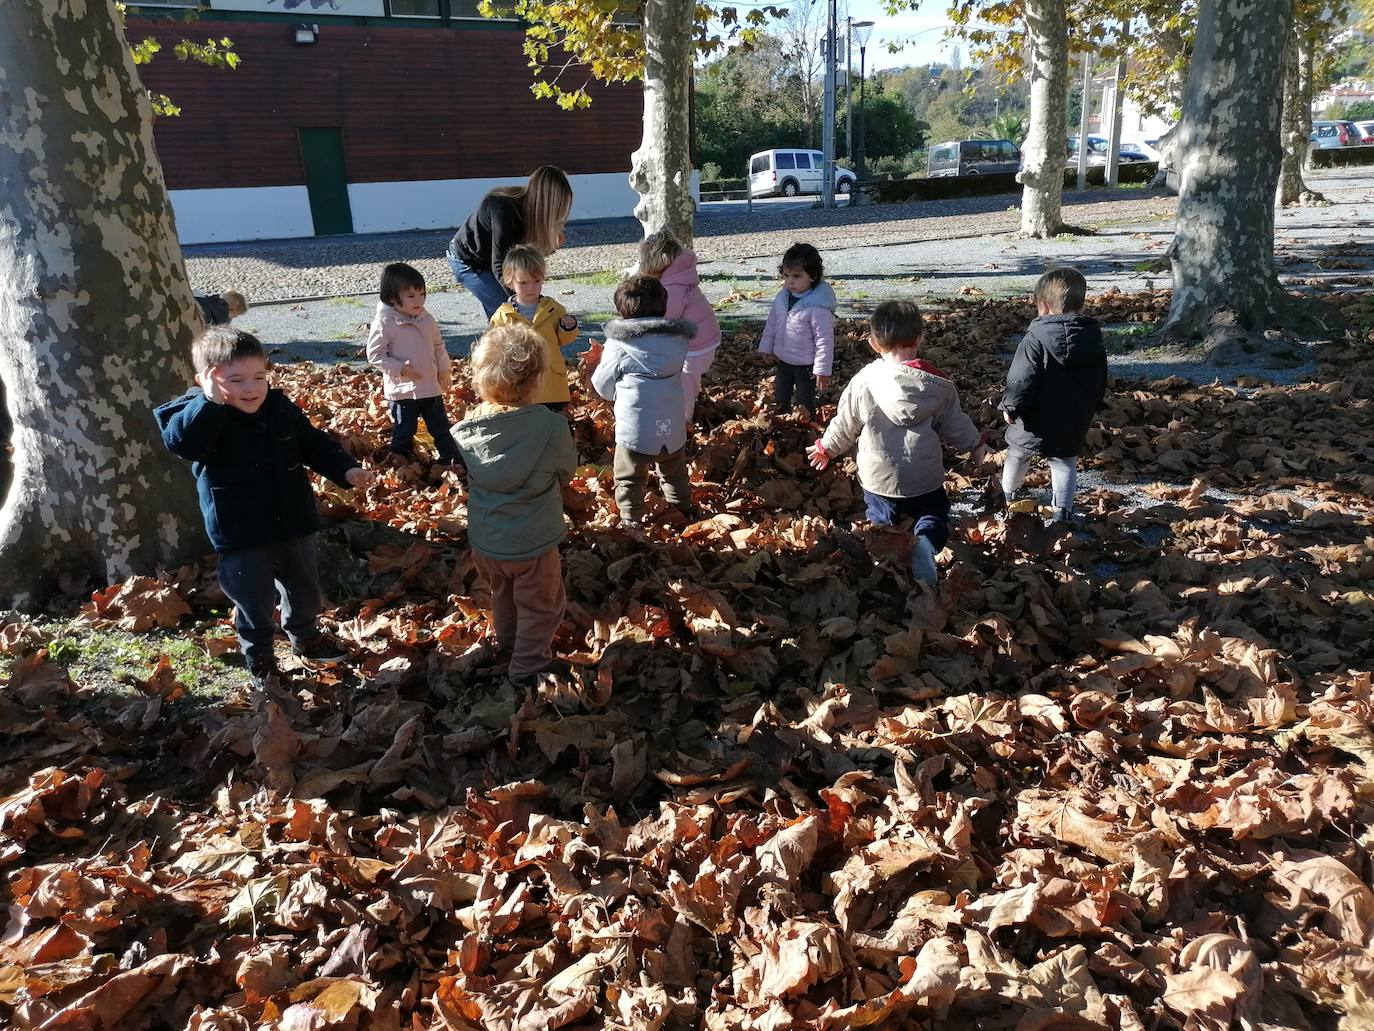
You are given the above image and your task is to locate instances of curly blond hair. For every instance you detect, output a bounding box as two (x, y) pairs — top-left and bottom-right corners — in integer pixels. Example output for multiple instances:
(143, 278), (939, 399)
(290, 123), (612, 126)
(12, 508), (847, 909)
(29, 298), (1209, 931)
(471, 324), (547, 405)
(638, 229), (684, 277)
(500, 244), (547, 289)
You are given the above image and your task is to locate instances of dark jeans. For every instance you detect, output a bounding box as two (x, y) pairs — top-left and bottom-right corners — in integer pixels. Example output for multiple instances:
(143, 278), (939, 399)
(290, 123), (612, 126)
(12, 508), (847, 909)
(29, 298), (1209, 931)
(217, 535), (322, 668)
(774, 362), (817, 415)
(863, 487), (951, 551)
(447, 252), (508, 319)
(389, 396), (462, 462)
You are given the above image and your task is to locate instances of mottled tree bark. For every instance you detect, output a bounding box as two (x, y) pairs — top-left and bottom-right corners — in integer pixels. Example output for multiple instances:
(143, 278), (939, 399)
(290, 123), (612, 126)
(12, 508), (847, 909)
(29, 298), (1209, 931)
(1162, 0), (1296, 342)
(0, 0), (205, 606)
(1277, 21), (1323, 206)
(629, 0), (696, 244)
(1016, 0), (1069, 238)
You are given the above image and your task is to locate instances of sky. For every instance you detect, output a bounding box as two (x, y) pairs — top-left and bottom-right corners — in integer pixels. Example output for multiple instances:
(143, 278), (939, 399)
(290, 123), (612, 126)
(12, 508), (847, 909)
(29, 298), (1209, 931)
(838, 1), (965, 71)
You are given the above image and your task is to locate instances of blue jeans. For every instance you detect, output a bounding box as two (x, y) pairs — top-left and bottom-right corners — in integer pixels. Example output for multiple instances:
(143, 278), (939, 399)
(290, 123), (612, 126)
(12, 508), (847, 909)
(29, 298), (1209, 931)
(448, 252), (508, 319)
(773, 362), (817, 416)
(863, 487), (951, 551)
(217, 535), (322, 668)
(389, 396), (462, 462)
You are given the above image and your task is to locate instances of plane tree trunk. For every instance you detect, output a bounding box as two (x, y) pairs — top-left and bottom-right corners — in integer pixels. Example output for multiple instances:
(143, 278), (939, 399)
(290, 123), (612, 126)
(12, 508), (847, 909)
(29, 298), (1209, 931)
(0, 0), (206, 606)
(629, 0), (696, 245)
(1017, 0), (1070, 238)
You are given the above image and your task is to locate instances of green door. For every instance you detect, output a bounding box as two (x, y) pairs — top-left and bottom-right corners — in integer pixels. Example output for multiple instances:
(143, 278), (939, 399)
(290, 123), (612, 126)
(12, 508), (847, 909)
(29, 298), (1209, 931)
(298, 127), (353, 236)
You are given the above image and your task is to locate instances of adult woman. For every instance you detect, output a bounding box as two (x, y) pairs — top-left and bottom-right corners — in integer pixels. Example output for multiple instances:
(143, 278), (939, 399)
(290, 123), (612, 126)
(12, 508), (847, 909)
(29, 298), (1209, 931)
(447, 165), (574, 319)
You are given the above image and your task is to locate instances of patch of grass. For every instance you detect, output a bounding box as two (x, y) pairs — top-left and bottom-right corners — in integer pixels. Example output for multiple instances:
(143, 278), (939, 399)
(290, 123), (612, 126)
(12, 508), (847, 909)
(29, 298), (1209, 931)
(31, 622), (244, 707)
(581, 311), (617, 327)
(558, 269), (622, 288)
(1102, 322), (1157, 354)
(332, 296), (366, 308)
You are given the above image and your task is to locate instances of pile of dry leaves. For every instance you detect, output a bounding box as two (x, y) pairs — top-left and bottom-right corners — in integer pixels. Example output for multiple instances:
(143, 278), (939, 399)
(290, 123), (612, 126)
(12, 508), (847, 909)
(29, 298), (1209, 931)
(0, 289), (1371, 1030)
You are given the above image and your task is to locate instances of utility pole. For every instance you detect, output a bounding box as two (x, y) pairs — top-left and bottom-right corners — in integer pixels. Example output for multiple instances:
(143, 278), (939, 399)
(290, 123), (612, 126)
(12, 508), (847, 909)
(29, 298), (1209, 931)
(845, 17), (854, 162)
(1076, 49), (1091, 192)
(822, 0), (837, 207)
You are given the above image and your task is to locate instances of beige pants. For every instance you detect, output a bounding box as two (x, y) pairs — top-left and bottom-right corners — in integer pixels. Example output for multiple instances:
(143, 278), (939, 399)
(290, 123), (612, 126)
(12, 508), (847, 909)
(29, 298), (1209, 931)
(471, 546), (565, 679)
(613, 444), (692, 521)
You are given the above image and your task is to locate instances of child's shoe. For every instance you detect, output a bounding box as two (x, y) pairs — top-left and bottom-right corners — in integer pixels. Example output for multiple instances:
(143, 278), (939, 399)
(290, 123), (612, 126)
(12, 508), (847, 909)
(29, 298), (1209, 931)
(248, 656), (280, 692)
(292, 632), (349, 666)
(910, 535), (939, 587)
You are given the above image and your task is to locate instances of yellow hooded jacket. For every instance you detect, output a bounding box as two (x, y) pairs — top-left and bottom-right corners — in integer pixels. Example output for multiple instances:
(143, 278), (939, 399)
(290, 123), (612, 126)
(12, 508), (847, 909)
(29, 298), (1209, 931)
(490, 296), (579, 405)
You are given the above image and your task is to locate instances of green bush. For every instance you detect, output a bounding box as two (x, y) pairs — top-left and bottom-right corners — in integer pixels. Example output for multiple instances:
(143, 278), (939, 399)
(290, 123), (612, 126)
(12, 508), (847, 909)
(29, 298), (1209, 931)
(866, 161), (1158, 204)
(1309, 146), (1374, 167)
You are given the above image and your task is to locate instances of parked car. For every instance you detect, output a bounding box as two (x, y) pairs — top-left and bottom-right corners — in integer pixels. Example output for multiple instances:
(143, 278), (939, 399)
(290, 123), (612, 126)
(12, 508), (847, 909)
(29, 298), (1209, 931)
(748, 149), (856, 197)
(1355, 121), (1374, 145)
(1309, 120), (1363, 148)
(927, 139), (1021, 178)
(1119, 138), (1164, 162)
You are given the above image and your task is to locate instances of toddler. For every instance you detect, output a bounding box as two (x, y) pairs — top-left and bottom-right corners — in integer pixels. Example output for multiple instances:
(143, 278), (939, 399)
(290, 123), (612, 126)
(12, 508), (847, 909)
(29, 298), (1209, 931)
(1000, 268), (1108, 522)
(154, 327), (373, 689)
(366, 262), (463, 465)
(808, 300), (986, 587)
(758, 242), (835, 419)
(489, 244), (580, 410)
(452, 324), (577, 688)
(638, 230), (721, 421)
(589, 276), (696, 528)
(195, 290), (248, 326)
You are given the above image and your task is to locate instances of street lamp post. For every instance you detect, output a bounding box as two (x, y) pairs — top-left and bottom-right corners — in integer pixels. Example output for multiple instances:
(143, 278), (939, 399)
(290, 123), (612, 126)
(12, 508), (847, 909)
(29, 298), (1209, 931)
(852, 20), (874, 204)
(845, 17), (854, 161)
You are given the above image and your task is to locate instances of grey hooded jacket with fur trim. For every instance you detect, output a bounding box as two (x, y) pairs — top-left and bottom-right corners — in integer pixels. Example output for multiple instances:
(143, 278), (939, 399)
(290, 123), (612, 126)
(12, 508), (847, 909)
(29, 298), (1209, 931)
(592, 317), (696, 454)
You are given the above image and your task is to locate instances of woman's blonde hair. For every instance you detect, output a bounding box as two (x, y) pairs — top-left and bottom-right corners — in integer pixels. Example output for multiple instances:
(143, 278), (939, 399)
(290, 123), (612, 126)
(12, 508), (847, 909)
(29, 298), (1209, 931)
(471, 324), (547, 405)
(492, 165), (573, 257)
(500, 244), (547, 288)
(638, 230), (683, 276)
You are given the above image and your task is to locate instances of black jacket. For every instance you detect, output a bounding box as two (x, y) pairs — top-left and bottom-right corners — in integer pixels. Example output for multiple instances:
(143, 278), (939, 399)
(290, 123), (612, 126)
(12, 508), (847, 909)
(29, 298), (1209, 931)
(1000, 313), (1108, 458)
(154, 389), (357, 553)
(449, 193), (525, 280)
(195, 294), (231, 325)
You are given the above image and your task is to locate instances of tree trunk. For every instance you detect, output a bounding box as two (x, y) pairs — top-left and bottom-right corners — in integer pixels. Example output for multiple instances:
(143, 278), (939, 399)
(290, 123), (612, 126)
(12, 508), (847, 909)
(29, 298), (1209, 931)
(1017, 0), (1069, 238)
(1277, 22), (1323, 206)
(1161, 0), (1295, 343)
(0, 0), (206, 607)
(629, 0), (696, 244)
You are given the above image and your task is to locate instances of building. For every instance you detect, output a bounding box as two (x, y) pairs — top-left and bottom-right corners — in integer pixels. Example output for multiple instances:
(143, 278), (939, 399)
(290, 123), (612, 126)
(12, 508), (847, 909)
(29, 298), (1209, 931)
(126, 2), (644, 244)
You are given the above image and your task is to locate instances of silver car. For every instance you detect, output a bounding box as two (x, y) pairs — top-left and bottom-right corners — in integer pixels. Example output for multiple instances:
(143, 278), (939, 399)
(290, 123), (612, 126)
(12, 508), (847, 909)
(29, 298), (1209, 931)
(1309, 120), (1363, 149)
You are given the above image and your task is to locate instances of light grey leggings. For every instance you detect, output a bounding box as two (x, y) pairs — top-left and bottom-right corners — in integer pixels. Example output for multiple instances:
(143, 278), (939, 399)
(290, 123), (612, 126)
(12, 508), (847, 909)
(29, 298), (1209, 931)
(1002, 447), (1078, 512)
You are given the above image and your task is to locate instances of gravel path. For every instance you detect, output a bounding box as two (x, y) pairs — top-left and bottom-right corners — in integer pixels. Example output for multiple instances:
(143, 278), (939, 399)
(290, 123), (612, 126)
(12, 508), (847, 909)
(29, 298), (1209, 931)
(186, 186), (1178, 303)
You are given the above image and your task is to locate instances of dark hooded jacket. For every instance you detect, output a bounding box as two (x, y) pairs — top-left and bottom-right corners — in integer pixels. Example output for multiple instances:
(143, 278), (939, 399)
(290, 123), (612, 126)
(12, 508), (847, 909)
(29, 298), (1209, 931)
(154, 389), (357, 553)
(1000, 313), (1108, 458)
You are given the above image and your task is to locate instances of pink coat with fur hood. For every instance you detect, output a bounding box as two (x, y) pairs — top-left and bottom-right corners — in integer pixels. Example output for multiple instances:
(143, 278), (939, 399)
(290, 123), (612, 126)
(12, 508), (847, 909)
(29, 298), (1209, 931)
(366, 302), (452, 401)
(659, 249), (721, 357)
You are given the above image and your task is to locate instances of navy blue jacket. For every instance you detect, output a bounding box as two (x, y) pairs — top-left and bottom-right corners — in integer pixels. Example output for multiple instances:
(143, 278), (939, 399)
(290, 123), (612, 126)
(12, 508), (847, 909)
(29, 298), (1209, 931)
(1000, 313), (1108, 458)
(195, 294), (232, 325)
(154, 389), (357, 553)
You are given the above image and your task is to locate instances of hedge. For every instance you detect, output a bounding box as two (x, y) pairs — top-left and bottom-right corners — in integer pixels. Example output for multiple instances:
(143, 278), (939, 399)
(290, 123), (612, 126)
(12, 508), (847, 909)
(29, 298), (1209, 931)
(1308, 147), (1374, 167)
(865, 161), (1159, 205)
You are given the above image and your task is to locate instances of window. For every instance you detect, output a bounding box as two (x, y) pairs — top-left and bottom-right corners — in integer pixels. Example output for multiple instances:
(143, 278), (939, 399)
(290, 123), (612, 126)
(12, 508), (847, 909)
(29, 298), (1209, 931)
(1000, 141), (1019, 160)
(776, 152), (796, 169)
(794, 153), (811, 169)
(390, 0), (440, 14)
(750, 155), (770, 174)
(931, 145), (956, 163)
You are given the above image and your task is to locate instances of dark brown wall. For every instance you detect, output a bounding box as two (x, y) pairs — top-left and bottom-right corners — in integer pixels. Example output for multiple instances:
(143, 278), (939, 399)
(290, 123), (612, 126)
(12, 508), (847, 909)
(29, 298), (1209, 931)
(129, 18), (644, 190)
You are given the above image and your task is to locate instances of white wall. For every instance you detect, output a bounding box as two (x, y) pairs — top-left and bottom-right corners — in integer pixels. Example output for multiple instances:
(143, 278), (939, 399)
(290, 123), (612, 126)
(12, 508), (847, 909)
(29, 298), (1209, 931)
(347, 171), (638, 235)
(170, 186), (314, 245)
(172, 171), (641, 244)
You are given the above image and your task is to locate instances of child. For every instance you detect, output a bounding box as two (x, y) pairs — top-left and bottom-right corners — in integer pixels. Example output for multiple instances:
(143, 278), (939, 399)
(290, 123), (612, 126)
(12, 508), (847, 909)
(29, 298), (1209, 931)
(452, 325), (577, 687)
(195, 290), (248, 326)
(638, 230), (721, 421)
(366, 262), (463, 465)
(999, 268), (1107, 522)
(154, 327), (374, 689)
(590, 276), (696, 527)
(758, 242), (835, 420)
(807, 300), (986, 587)
(489, 245), (579, 410)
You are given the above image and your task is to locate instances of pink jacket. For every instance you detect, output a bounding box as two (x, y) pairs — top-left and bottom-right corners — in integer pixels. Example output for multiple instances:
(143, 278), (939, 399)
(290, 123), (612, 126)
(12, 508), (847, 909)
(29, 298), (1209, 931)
(758, 281), (836, 376)
(366, 302), (452, 400)
(659, 249), (721, 357)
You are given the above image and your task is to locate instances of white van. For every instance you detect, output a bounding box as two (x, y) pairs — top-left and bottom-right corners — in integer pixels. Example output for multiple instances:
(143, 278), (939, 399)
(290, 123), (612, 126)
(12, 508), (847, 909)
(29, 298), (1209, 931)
(748, 149), (856, 198)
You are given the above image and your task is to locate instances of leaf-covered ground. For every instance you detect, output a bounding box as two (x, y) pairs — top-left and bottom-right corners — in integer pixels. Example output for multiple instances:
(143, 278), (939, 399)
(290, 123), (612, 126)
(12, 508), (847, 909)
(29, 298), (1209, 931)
(2, 289), (1373, 1030)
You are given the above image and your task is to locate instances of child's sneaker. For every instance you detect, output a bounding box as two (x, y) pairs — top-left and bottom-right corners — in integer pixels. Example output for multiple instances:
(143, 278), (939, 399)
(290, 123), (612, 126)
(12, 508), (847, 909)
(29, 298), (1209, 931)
(248, 656), (280, 692)
(910, 535), (939, 587)
(292, 632), (349, 666)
